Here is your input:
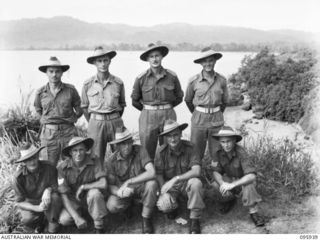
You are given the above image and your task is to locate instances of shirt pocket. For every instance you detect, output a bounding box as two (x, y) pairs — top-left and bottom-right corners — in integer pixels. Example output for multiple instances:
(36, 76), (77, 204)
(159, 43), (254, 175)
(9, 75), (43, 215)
(164, 161), (176, 180)
(161, 85), (175, 101)
(142, 85), (154, 102)
(110, 92), (120, 107)
(87, 89), (100, 107)
(195, 90), (207, 103)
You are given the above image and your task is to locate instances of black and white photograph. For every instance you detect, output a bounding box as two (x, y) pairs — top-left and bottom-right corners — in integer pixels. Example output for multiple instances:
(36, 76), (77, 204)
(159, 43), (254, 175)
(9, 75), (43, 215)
(0, 0), (319, 236)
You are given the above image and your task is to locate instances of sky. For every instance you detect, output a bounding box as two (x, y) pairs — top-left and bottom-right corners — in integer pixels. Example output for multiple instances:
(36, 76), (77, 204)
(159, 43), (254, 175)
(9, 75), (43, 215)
(0, 0), (319, 32)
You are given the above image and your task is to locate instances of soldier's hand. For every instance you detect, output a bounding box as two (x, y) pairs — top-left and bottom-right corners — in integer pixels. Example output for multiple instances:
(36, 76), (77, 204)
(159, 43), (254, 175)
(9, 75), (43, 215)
(220, 182), (235, 196)
(41, 188), (51, 207)
(38, 201), (48, 212)
(117, 187), (134, 198)
(76, 185), (85, 201)
(161, 178), (176, 194)
(74, 217), (87, 230)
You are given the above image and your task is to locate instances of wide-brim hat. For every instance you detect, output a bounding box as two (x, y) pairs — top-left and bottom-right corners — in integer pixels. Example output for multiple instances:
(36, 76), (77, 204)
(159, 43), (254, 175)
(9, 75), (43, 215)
(15, 145), (45, 163)
(109, 127), (133, 145)
(212, 126), (242, 142)
(140, 43), (169, 61)
(87, 46), (117, 64)
(62, 137), (94, 157)
(39, 56), (70, 73)
(194, 47), (223, 64)
(159, 119), (188, 136)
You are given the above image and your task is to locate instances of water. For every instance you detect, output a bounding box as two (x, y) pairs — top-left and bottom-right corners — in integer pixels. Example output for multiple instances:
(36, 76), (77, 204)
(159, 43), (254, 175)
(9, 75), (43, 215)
(0, 51), (253, 133)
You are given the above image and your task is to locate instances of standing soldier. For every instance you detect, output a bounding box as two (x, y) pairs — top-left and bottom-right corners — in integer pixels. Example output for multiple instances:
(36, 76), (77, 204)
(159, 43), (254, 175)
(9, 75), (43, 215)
(82, 46), (125, 164)
(184, 47), (228, 161)
(155, 120), (205, 234)
(105, 127), (158, 233)
(12, 143), (62, 233)
(34, 56), (83, 166)
(131, 43), (184, 160)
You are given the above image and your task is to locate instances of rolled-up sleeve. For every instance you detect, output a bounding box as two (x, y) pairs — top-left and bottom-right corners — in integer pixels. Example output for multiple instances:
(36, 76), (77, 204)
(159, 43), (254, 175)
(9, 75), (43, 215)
(239, 150), (256, 175)
(119, 83), (126, 108)
(34, 89), (42, 115)
(184, 79), (195, 103)
(81, 83), (89, 108)
(12, 178), (26, 202)
(173, 76), (184, 106)
(188, 147), (201, 168)
(94, 162), (107, 180)
(131, 77), (142, 101)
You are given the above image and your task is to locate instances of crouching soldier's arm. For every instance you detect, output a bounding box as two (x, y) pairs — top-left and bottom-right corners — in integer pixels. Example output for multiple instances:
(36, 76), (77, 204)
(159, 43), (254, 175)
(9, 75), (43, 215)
(76, 177), (107, 201)
(124, 162), (156, 187)
(161, 165), (201, 194)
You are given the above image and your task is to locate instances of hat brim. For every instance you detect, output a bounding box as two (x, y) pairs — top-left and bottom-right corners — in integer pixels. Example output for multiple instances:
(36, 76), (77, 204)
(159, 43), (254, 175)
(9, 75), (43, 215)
(194, 53), (223, 64)
(212, 134), (242, 142)
(159, 123), (188, 136)
(39, 65), (70, 73)
(140, 46), (169, 61)
(109, 134), (133, 145)
(62, 138), (94, 157)
(15, 146), (45, 163)
(87, 51), (117, 64)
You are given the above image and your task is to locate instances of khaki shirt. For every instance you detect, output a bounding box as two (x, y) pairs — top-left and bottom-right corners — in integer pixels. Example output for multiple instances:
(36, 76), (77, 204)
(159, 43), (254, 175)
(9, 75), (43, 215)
(12, 162), (58, 203)
(81, 74), (126, 114)
(155, 140), (201, 181)
(212, 144), (256, 178)
(184, 71), (228, 107)
(131, 67), (184, 106)
(34, 82), (82, 125)
(105, 145), (152, 187)
(57, 155), (106, 195)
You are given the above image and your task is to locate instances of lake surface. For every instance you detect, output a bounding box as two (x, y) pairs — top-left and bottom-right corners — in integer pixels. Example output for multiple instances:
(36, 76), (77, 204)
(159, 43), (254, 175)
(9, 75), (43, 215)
(0, 51), (253, 133)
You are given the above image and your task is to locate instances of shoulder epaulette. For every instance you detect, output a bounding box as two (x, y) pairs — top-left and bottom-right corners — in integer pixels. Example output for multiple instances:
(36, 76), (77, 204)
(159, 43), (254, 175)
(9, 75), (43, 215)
(165, 69), (177, 77)
(136, 70), (148, 79)
(215, 72), (227, 81)
(63, 83), (76, 89)
(112, 75), (124, 85)
(83, 75), (96, 86)
(57, 160), (68, 171)
(188, 74), (200, 84)
(36, 85), (46, 94)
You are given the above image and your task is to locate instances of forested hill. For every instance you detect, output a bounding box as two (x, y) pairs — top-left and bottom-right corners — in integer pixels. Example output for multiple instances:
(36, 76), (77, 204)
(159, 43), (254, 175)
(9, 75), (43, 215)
(0, 16), (316, 50)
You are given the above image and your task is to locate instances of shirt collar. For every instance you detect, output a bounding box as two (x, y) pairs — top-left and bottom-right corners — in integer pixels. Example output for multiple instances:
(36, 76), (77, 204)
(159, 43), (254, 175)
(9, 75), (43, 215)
(168, 141), (185, 156)
(146, 66), (166, 78)
(200, 71), (217, 82)
(93, 74), (115, 87)
(44, 82), (64, 92)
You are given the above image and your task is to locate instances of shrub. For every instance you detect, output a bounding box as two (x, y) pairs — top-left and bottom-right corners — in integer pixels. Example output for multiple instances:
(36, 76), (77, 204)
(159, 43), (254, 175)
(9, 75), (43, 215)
(228, 47), (317, 123)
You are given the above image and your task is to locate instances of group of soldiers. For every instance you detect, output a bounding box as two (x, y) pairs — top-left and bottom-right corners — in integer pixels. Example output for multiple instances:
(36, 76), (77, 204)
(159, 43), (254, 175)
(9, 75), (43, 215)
(12, 43), (265, 234)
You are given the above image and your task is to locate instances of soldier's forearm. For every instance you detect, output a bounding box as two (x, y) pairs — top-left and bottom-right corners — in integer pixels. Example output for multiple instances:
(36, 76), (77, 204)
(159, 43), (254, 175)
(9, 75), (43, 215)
(213, 172), (224, 186)
(132, 100), (143, 111)
(175, 165), (201, 182)
(16, 201), (42, 213)
(232, 173), (256, 188)
(82, 177), (107, 191)
(108, 185), (119, 196)
(185, 101), (195, 113)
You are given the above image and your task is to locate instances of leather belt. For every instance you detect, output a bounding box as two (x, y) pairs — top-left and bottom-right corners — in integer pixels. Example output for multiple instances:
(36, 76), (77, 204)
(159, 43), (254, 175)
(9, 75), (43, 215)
(44, 123), (74, 130)
(144, 104), (172, 110)
(196, 106), (220, 114)
(91, 112), (120, 121)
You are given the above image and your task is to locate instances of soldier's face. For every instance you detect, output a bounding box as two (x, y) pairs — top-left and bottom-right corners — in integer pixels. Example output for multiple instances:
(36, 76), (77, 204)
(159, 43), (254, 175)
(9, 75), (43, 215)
(24, 155), (40, 173)
(219, 136), (236, 153)
(118, 139), (133, 159)
(166, 129), (182, 149)
(94, 56), (111, 73)
(70, 143), (87, 164)
(147, 50), (163, 68)
(200, 57), (216, 72)
(46, 67), (63, 84)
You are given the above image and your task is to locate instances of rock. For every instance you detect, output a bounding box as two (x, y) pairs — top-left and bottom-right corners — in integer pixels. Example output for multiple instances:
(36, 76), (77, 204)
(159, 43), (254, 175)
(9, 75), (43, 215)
(253, 111), (264, 119)
(241, 102), (251, 111)
(304, 136), (310, 140)
(252, 104), (264, 113)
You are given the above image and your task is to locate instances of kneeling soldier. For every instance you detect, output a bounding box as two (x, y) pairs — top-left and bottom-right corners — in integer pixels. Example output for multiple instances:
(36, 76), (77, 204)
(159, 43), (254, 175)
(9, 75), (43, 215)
(211, 126), (265, 227)
(105, 127), (158, 234)
(155, 120), (205, 234)
(57, 137), (108, 233)
(13, 143), (62, 233)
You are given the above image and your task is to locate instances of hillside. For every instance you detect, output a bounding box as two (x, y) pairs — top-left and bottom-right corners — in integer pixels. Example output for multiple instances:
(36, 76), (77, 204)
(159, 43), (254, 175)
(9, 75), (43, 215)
(0, 16), (316, 49)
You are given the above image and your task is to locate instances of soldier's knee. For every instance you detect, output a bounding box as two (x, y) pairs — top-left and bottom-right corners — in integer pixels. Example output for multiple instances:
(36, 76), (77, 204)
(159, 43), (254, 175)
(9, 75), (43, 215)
(145, 180), (158, 191)
(51, 192), (62, 203)
(59, 209), (74, 226)
(188, 178), (203, 190)
(87, 189), (103, 202)
(106, 196), (122, 214)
